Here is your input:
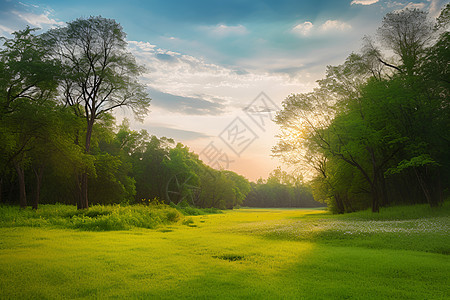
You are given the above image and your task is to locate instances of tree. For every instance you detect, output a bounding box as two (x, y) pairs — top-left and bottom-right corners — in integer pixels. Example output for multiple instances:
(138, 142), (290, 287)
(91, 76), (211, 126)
(222, 171), (251, 207)
(44, 16), (151, 209)
(198, 169), (235, 209)
(376, 9), (433, 76)
(163, 144), (200, 205)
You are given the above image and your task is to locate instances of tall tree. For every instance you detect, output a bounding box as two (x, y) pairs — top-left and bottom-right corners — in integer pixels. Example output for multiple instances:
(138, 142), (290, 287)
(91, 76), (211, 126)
(44, 16), (151, 209)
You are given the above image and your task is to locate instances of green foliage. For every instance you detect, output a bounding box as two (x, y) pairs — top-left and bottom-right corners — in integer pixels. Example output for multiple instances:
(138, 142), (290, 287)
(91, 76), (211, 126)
(182, 217), (194, 225)
(0, 204), (182, 231)
(385, 154), (440, 175)
(137, 197), (165, 206)
(170, 201), (223, 216)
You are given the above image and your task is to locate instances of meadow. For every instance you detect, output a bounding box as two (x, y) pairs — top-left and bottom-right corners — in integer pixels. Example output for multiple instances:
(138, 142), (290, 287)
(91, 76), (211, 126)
(0, 204), (449, 299)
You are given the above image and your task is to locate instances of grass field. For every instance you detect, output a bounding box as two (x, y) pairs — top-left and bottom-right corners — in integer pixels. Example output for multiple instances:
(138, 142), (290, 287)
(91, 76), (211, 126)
(0, 204), (449, 299)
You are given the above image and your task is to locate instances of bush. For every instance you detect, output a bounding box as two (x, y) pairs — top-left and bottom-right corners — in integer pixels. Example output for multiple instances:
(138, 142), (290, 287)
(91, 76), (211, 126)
(171, 203), (222, 216)
(0, 204), (183, 231)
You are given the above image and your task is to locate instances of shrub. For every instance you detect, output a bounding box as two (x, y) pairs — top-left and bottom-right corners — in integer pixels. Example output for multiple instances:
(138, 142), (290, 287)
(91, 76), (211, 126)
(0, 204), (183, 231)
(170, 202), (223, 216)
(182, 218), (194, 225)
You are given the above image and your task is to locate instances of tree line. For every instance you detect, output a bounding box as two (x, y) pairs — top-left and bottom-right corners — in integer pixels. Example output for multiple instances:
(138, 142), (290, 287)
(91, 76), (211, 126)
(274, 6), (449, 213)
(243, 167), (322, 208)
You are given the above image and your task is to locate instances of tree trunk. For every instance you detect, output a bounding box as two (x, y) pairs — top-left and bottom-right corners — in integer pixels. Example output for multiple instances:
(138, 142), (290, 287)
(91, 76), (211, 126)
(371, 175), (380, 213)
(368, 147), (381, 213)
(33, 166), (44, 210)
(78, 120), (94, 210)
(371, 181), (380, 213)
(76, 173), (83, 209)
(80, 173), (89, 209)
(334, 193), (345, 214)
(414, 167), (433, 206)
(380, 173), (389, 206)
(13, 160), (27, 209)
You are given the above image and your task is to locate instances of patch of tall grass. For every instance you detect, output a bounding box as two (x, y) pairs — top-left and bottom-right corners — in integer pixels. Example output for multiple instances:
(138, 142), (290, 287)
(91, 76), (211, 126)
(169, 201), (223, 216)
(0, 204), (182, 231)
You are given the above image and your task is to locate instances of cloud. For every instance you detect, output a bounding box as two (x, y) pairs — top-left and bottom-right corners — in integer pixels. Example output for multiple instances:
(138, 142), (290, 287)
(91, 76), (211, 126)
(18, 2), (40, 8)
(127, 38), (317, 117)
(201, 24), (248, 37)
(292, 21), (314, 36)
(403, 2), (427, 10)
(0, 24), (13, 35)
(128, 40), (259, 99)
(147, 87), (226, 115)
(351, 0), (379, 5)
(428, 0), (442, 18)
(292, 20), (351, 37)
(387, 1), (430, 12)
(156, 53), (178, 62)
(319, 20), (352, 32)
(146, 123), (211, 141)
(128, 41), (157, 52)
(11, 10), (64, 28)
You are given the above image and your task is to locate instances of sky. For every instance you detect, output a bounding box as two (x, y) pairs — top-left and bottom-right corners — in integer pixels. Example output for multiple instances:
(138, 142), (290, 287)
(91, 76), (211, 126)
(0, 0), (447, 181)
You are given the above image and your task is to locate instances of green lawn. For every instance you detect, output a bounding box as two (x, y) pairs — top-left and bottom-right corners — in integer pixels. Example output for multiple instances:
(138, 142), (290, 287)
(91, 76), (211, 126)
(0, 206), (449, 299)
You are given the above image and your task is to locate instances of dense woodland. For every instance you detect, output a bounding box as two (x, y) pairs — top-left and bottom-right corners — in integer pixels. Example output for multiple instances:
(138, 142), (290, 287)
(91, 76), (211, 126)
(274, 6), (449, 213)
(1, 6), (448, 213)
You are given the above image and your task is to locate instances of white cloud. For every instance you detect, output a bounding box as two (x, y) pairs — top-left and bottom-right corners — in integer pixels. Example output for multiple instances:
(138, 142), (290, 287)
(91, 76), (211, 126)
(127, 40), (313, 113)
(201, 24), (248, 37)
(292, 20), (352, 37)
(403, 2), (427, 10)
(11, 10), (64, 28)
(0, 24), (14, 36)
(351, 0), (379, 5)
(292, 21), (314, 36)
(128, 41), (157, 52)
(319, 20), (352, 32)
(428, 0), (447, 18)
(387, 1), (430, 12)
(18, 2), (40, 8)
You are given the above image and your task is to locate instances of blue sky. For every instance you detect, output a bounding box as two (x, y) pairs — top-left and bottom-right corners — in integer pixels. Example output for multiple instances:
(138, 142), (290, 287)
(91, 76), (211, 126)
(0, 0), (447, 180)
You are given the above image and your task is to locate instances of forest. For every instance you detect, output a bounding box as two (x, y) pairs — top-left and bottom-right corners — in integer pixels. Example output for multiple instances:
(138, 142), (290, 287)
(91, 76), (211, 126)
(1, 6), (449, 213)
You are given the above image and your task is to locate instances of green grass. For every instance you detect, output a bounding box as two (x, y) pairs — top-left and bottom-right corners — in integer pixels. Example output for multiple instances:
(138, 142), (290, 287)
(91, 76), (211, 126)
(0, 204), (448, 299)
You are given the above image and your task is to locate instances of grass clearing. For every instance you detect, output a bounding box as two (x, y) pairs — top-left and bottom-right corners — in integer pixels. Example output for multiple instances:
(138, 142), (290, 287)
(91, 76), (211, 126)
(0, 204), (448, 299)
